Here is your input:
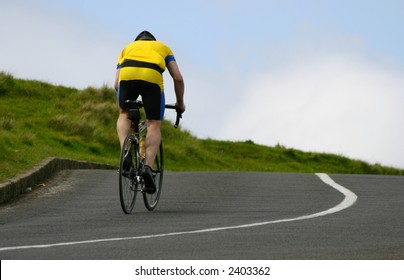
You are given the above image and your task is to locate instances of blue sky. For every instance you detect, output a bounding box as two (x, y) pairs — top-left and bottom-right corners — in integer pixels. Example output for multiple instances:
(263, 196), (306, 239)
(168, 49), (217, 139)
(1, 0), (404, 168)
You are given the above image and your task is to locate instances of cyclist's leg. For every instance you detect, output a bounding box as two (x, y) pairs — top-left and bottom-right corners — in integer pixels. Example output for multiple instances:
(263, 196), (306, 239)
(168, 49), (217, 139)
(117, 109), (131, 148)
(141, 82), (165, 168)
(140, 82), (164, 194)
(145, 120), (162, 167)
(141, 119), (161, 194)
(116, 80), (140, 148)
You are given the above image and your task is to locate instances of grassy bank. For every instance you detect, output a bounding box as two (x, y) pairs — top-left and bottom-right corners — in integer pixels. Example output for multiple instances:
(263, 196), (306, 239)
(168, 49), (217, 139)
(1, 72), (403, 182)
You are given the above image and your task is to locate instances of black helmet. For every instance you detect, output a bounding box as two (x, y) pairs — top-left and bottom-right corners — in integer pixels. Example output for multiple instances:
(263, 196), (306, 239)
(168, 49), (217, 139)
(135, 30), (156, 41)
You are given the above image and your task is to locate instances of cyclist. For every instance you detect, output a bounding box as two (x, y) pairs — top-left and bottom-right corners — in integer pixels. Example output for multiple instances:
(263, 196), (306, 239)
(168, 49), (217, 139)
(114, 30), (185, 194)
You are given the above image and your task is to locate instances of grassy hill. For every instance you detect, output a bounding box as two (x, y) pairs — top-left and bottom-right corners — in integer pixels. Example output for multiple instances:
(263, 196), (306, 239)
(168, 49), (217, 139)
(1, 71), (403, 182)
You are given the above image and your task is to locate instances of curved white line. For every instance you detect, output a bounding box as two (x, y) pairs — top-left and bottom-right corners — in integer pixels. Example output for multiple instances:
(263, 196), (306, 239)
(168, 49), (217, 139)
(0, 173), (357, 252)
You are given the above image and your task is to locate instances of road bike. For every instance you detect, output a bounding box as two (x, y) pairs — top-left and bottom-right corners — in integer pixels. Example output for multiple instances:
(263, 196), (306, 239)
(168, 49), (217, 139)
(118, 100), (181, 213)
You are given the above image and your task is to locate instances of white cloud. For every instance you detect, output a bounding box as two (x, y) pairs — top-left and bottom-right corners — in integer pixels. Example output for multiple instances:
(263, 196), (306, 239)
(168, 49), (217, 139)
(0, 1), (121, 88)
(218, 51), (404, 168)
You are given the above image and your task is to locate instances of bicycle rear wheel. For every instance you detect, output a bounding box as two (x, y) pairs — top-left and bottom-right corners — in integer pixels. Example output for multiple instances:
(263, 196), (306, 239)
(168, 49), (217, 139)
(119, 134), (139, 214)
(143, 142), (164, 211)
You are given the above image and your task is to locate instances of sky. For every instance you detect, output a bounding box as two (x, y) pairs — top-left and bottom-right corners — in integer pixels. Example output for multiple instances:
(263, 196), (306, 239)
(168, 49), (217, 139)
(1, 0), (404, 168)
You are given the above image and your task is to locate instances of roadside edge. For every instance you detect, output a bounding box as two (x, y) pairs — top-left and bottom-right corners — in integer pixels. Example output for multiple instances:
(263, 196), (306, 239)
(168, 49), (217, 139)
(0, 157), (116, 205)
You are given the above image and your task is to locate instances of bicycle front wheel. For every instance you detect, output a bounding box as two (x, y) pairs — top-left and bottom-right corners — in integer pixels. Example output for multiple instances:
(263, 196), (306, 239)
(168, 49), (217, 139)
(119, 134), (139, 214)
(143, 141), (164, 211)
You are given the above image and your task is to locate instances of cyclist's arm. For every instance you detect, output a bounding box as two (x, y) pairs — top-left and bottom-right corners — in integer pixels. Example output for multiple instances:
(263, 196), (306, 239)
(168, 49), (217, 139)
(167, 61), (185, 113)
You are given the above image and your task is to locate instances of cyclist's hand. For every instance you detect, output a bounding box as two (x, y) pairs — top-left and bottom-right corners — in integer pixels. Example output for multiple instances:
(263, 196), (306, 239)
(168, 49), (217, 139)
(176, 102), (186, 114)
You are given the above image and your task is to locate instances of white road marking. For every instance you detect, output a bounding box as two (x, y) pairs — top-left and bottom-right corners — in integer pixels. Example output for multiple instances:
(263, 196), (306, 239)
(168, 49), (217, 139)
(0, 173), (357, 252)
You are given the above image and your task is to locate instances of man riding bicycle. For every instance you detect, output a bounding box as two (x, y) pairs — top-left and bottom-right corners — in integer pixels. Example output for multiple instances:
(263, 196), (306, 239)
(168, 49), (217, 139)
(114, 31), (185, 194)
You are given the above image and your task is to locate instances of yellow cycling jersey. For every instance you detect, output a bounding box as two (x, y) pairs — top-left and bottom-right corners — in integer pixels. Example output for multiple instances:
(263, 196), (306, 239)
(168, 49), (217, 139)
(117, 40), (176, 91)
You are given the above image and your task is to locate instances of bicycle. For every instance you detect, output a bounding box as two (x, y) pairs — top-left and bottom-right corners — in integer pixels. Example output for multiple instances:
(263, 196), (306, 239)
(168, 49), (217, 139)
(118, 99), (182, 214)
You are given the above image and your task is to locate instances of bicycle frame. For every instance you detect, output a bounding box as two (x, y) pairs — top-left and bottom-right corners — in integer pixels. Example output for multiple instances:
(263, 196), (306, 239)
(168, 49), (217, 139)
(118, 99), (181, 213)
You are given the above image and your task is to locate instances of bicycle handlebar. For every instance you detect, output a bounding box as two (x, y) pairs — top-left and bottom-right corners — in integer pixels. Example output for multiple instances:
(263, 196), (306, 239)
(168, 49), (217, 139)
(125, 100), (182, 128)
(165, 104), (182, 128)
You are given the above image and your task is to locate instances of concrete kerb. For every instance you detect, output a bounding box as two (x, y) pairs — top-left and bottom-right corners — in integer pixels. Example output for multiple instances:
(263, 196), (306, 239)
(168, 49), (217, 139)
(0, 157), (117, 205)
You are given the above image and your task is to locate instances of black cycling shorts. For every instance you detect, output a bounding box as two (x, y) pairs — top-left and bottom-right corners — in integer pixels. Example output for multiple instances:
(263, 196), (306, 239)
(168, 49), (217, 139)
(118, 80), (165, 120)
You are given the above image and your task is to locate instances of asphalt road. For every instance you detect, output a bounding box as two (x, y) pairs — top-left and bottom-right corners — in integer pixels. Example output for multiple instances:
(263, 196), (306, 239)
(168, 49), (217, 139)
(0, 170), (403, 259)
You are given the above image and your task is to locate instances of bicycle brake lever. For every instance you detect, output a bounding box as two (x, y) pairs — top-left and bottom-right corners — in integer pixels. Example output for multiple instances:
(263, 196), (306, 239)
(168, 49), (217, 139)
(174, 111), (182, 128)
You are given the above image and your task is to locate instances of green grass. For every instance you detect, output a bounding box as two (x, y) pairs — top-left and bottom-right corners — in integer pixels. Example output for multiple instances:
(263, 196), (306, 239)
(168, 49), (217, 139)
(0, 72), (118, 180)
(1, 71), (403, 182)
